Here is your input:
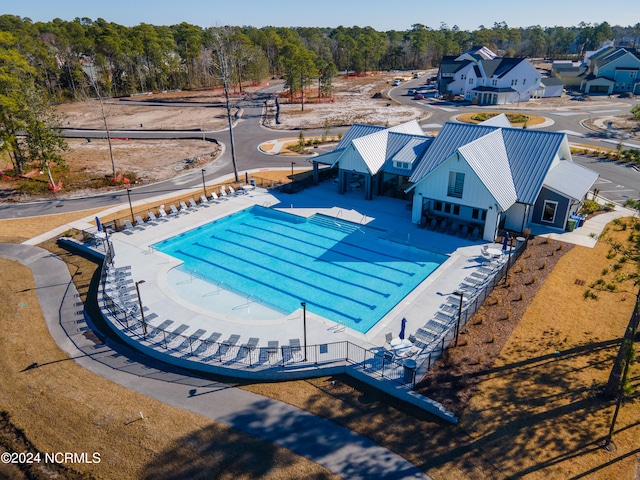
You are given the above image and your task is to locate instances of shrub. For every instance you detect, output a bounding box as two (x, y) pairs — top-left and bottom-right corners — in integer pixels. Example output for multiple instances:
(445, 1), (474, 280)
(580, 199), (601, 215)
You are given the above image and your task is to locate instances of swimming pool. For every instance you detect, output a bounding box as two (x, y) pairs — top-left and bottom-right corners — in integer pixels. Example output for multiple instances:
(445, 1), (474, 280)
(153, 206), (446, 333)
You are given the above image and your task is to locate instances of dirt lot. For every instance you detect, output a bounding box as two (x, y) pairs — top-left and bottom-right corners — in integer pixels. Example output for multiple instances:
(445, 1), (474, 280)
(269, 73), (427, 129)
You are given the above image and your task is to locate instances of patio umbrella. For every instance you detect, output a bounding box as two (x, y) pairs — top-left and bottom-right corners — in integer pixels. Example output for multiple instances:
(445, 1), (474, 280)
(399, 317), (407, 340)
(502, 232), (510, 252)
(96, 216), (102, 232)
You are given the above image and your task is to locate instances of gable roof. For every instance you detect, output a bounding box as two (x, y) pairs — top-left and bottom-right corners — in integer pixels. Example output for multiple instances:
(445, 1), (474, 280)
(313, 123), (385, 166)
(481, 57), (525, 78)
(314, 120), (427, 173)
(478, 113), (512, 127)
(410, 123), (498, 183)
(410, 122), (568, 205)
(544, 161), (599, 200)
(458, 129), (517, 210)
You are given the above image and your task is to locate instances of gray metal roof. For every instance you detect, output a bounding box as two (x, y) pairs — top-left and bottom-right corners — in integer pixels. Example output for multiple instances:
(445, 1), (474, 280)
(335, 124), (386, 149)
(479, 113), (512, 128)
(501, 128), (566, 205)
(544, 161), (599, 200)
(458, 129), (517, 210)
(409, 123), (498, 183)
(381, 136), (433, 175)
(410, 122), (570, 206)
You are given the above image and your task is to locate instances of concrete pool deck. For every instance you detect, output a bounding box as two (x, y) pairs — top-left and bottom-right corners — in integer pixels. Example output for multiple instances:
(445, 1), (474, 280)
(103, 182), (492, 362)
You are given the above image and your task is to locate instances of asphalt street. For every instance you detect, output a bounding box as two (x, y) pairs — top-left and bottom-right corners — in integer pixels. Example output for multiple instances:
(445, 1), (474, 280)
(1, 78), (639, 219)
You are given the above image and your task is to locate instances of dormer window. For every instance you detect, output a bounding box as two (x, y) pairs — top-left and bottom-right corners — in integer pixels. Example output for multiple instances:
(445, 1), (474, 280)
(394, 161), (411, 170)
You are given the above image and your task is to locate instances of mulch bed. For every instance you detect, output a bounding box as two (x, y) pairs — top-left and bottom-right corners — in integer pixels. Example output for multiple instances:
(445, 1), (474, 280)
(414, 236), (572, 417)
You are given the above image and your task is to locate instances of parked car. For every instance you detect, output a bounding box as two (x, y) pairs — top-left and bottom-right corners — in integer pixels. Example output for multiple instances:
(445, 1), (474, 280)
(392, 79), (402, 86)
(413, 93), (424, 100)
(407, 88), (415, 95)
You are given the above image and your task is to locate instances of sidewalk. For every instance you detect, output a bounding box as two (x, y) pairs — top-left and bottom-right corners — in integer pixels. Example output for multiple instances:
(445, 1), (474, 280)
(0, 242), (430, 480)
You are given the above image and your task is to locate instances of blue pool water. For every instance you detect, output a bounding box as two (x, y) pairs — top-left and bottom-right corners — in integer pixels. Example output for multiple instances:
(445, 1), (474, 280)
(153, 206), (446, 333)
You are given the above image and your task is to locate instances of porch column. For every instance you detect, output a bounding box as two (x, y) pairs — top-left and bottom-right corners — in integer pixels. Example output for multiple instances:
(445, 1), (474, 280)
(312, 161), (319, 185)
(365, 175), (372, 200)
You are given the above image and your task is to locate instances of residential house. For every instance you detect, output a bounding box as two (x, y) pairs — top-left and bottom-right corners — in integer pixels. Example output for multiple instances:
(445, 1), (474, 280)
(437, 47), (544, 104)
(408, 122), (599, 241)
(579, 46), (640, 95)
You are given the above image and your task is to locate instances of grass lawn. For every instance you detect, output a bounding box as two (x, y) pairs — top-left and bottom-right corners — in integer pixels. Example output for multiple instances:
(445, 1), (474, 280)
(0, 180), (638, 479)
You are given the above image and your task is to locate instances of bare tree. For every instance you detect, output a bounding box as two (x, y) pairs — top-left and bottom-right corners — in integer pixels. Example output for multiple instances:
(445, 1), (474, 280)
(207, 26), (240, 182)
(87, 64), (117, 180)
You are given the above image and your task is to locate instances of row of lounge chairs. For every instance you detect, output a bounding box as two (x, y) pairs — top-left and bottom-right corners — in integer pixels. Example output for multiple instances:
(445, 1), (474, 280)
(121, 185), (247, 232)
(395, 250), (507, 354)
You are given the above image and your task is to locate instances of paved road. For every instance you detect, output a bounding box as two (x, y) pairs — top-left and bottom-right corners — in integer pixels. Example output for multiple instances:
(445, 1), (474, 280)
(0, 85), (333, 219)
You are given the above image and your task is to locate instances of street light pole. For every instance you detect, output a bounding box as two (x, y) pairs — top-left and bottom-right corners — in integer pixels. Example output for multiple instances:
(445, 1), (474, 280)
(454, 291), (464, 346)
(126, 188), (135, 223)
(135, 280), (147, 339)
(301, 301), (307, 361)
(291, 162), (295, 182)
(201, 169), (207, 198)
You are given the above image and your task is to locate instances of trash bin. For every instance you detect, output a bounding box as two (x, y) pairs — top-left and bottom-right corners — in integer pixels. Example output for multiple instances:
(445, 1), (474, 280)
(250, 178), (256, 187)
(570, 214), (583, 227)
(566, 218), (577, 232)
(403, 359), (417, 385)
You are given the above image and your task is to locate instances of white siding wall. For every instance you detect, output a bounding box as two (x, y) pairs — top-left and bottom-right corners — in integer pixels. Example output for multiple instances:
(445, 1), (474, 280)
(412, 153), (498, 241)
(338, 145), (369, 174)
(504, 202), (527, 231)
(499, 61), (541, 100)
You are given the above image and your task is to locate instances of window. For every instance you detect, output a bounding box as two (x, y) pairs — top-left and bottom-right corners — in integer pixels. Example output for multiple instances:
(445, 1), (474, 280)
(542, 200), (558, 223)
(444, 203), (451, 214)
(453, 204), (460, 215)
(481, 210), (487, 221)
(469, 78), (474, 84)
(472, 208), (479, 219)
(394, 161), (410, 170)
(447, 171), (465, 198)
(523, 78), (526, 85)
(461, 74), (466, 80)
(434, 201), (442, 211)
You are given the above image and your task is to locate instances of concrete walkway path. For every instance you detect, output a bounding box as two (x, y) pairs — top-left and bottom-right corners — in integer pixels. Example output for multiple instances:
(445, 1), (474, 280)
(0, 242), (429, 480)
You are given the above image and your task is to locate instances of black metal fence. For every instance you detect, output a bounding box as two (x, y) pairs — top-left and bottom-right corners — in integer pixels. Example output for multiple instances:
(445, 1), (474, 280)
(95, 224), (528, 389)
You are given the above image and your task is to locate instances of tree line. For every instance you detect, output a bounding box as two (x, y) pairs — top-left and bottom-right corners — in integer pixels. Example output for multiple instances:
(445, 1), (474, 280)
(1, 15), (640, 177)
(2, 15), (640, 102)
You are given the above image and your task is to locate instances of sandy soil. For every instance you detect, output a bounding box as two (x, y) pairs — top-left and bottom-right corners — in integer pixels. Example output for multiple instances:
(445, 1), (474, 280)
(62, 138), (219, 181)
(56, 99), (230, 131)
(266, 73), (428, 129)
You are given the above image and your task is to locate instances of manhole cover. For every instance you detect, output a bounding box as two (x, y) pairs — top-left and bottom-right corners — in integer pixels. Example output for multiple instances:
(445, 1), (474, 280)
(575, 279), (585, 286)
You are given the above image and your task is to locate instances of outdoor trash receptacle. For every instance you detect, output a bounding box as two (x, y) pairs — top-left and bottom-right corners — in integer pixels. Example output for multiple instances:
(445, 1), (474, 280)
(566, 218), (577, 232)
(250, 178), (256, 187)
(403, 359), (417, 385)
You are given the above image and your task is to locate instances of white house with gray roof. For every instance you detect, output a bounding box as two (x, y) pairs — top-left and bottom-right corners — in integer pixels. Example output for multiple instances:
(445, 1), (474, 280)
(437, 47), (544, 104)
(408, 123), (599, 241)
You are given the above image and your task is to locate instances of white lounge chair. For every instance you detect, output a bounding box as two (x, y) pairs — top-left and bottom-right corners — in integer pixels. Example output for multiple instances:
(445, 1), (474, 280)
(135, 216), (146, 227)
(169, 204), (180, 215)
(189, 198), (199, 208)
(179, 201), (190, 212)
(228, 185), (237, 195)
(210, 191), (219, 202)
(200, 194), (209, 205)
(123, 219), (134, 230)
(220, 186), (228, 197)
